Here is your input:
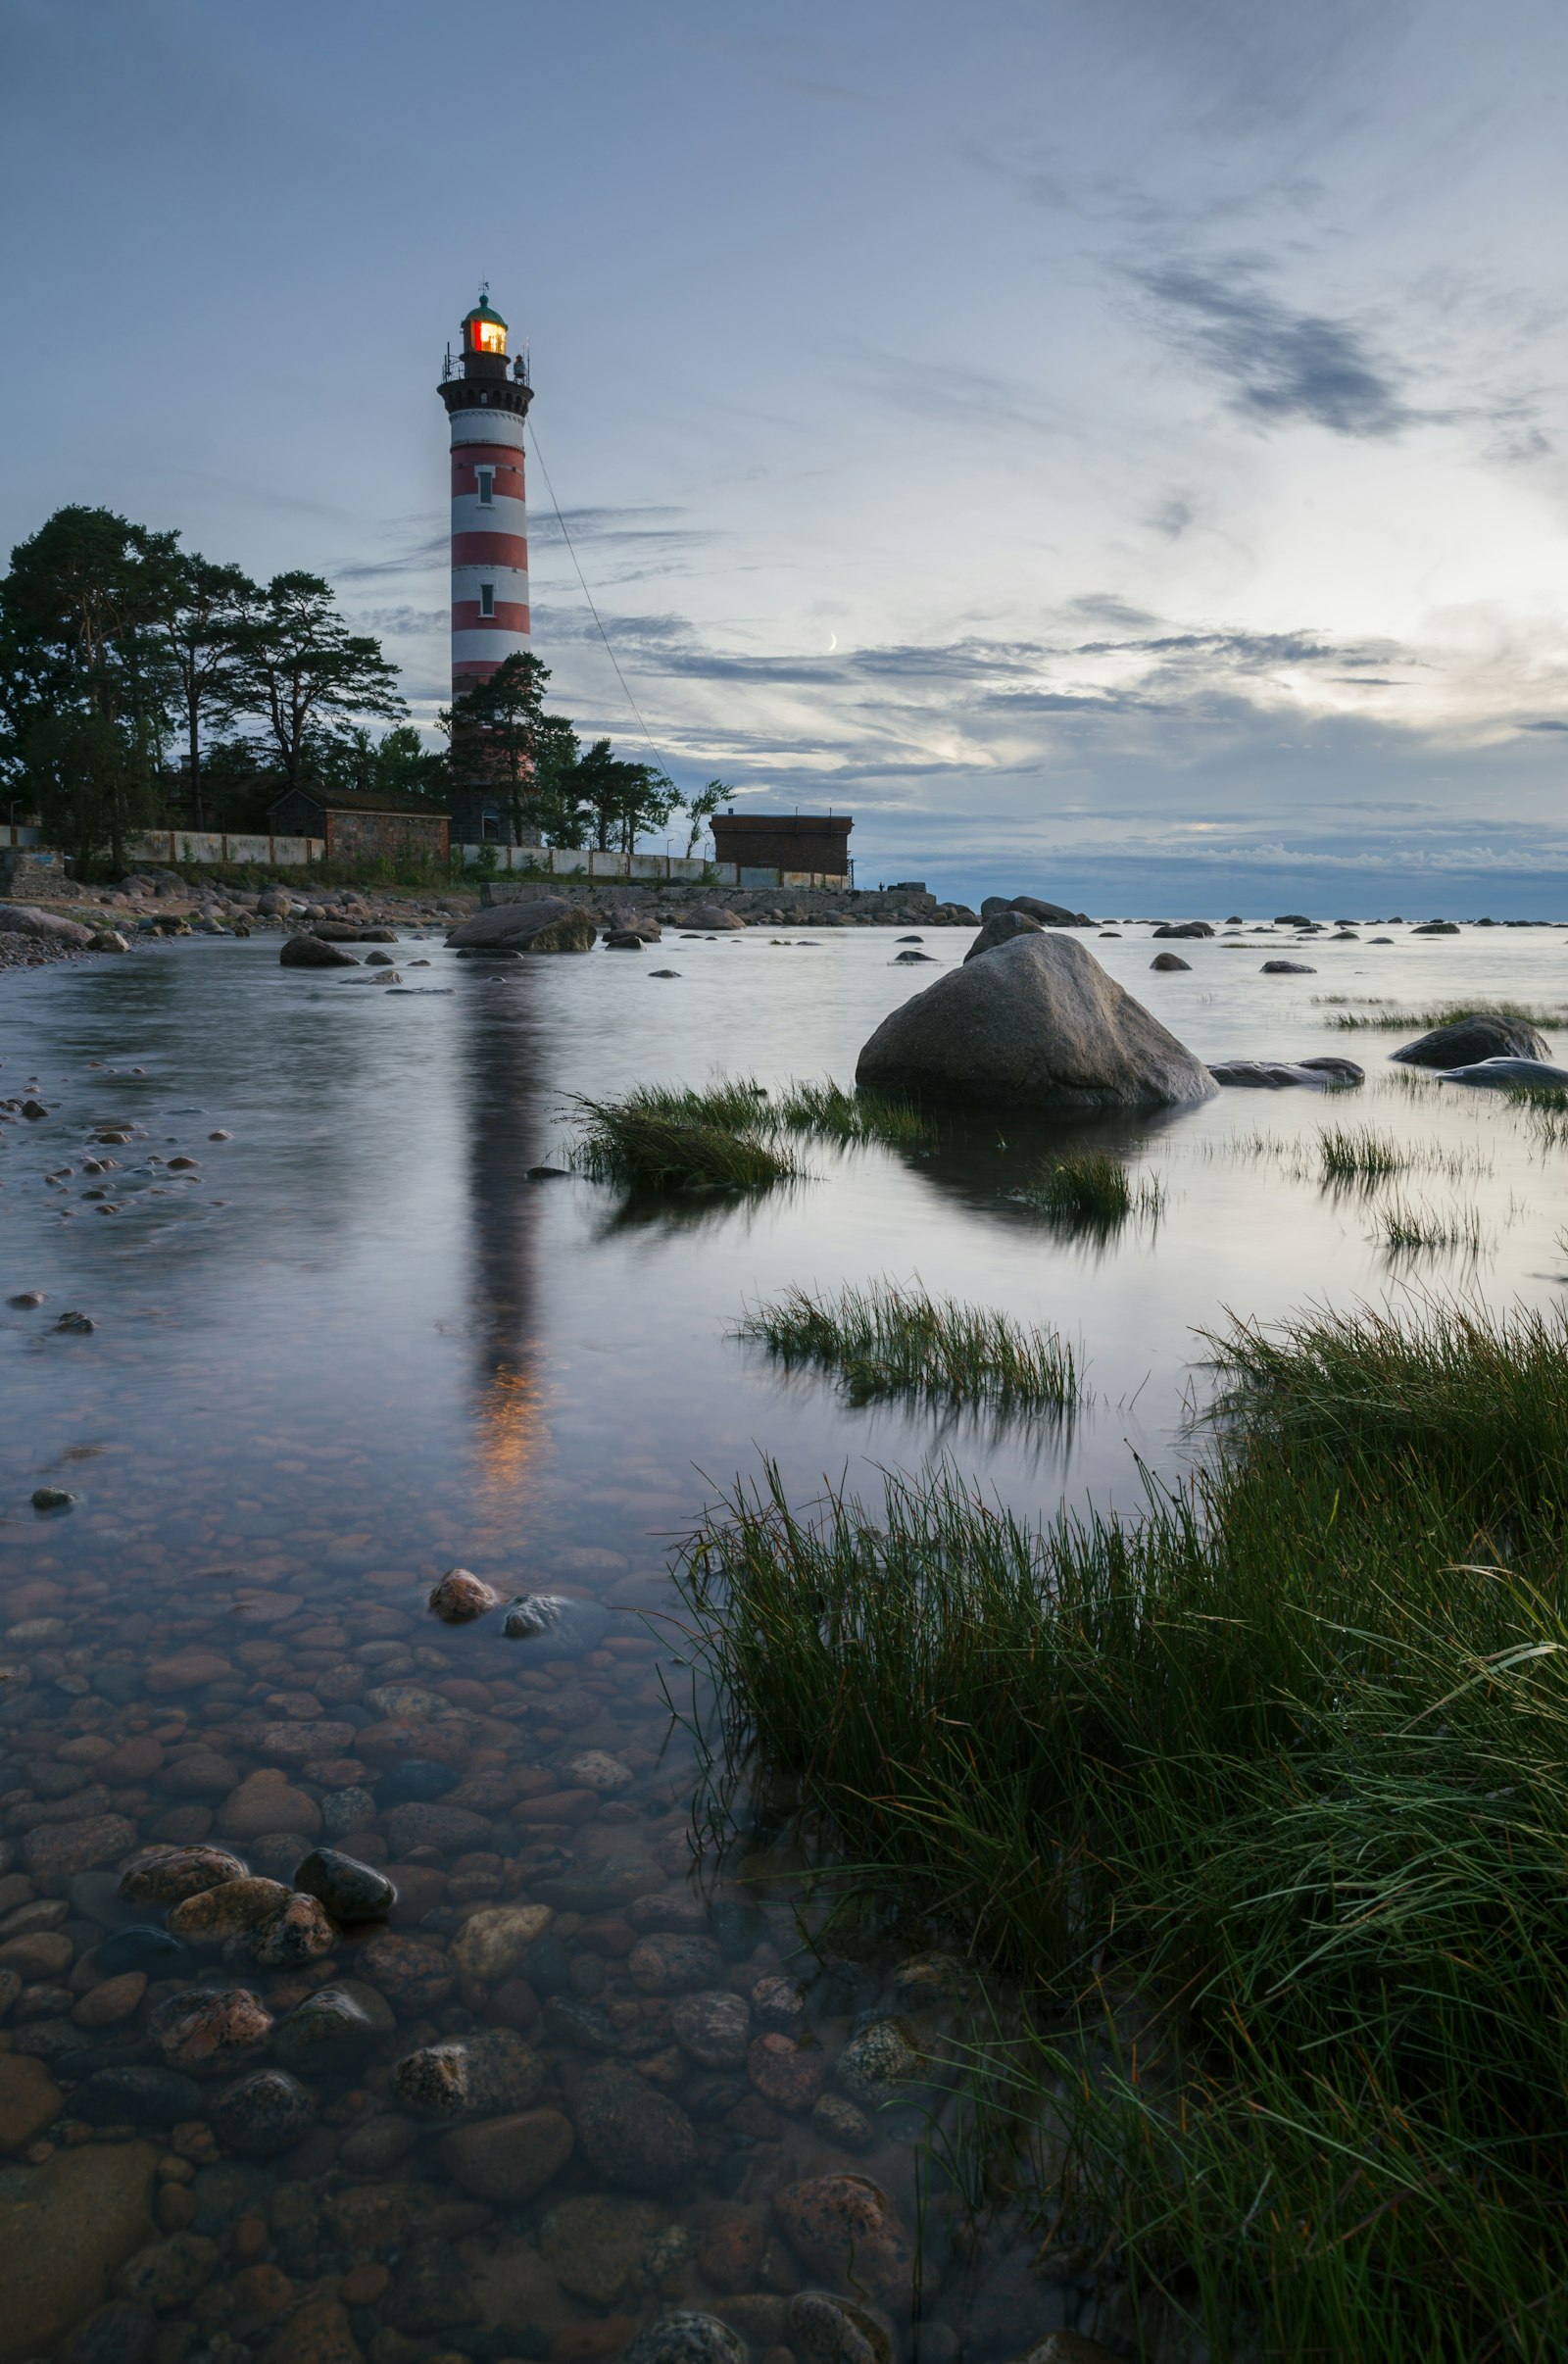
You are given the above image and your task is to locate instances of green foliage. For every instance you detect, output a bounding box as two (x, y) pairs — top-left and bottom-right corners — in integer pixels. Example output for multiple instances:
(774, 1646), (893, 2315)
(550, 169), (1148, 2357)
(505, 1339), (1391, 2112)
(446, 651), (552, 842)
(572, 737), (680, 855)
(1318, 1124), (1409, 1180)
(22, 707), (158, 871)
(1022, 1150), (1163, 1229)
(1321, 998), (1568, 1032)
(567, 1087), (797, 1192)
(230, 571), (404, 791)
(771, 1078), (934, 1146)
(736, 1278), (1081, 1410)
(684, 776), (731, 857)
(679, 1298), (1568, 2358)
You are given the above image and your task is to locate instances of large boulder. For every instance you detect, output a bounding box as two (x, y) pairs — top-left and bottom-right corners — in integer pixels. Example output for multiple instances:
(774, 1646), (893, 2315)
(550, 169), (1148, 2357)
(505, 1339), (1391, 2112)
(963, 911), (1043, 961)
(1392, 1013), (1550, 1069)
(685, 905), (747, 931)
(1152, 920), (1214, 939)
(445, 899), (597, 953)
(979, 894), (1092, 927)
(855, 931), (1217, 1111)
(280, 934), (360, 967)
(1210, 1058), (1363, 1089)
(0, 903), (93, 946)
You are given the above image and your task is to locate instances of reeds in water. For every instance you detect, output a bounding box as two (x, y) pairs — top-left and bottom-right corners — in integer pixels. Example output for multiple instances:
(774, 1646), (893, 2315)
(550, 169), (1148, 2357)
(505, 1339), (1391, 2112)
(1021, 1151), (1164, 1229)
(736, 1278), (1080, 1410)
(772, 1078), (934, 1146)
(1317, 1123), (1408, 1180)
(679, 1297), (1568, 2359)
(1321, 997), (1568, 1032)
(567, 1089), (796, 1191)
(1373, 1197), (1486, 1253)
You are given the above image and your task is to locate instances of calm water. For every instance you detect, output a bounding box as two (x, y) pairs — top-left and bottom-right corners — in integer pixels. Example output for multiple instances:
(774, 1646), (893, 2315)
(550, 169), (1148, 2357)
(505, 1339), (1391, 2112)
(1, 921), (1564, 2362)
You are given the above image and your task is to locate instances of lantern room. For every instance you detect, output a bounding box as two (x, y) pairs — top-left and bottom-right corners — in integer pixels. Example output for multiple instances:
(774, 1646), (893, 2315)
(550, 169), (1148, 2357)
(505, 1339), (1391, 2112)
(463, 294), (508, 359)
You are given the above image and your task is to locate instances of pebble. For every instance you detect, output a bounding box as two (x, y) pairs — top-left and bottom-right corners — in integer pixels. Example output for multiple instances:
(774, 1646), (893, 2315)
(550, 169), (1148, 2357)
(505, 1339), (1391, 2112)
(572, 2064), (698, 2192)
(809, 2093), (873, 2151)
(0, 2140), (159, 2363)
(748, 2031), (827, 2111)
(628, 1934), (725, 1995)
(384, 2236), (481, 2335)
(31, 1485), (78, 1511)
(623, 2312), (749, 2364)
(358, 1932), (455, 2013)
(427, 1567), (500, 1622)
(113, 2229), (220, 2309)
(788, 2290), (895, 2364)
(336, 2112), (419, 2174)
(72, 1970), (148, 2027)
(148, 1986), (273, 2077)
(382, 1800), (493, 1855)
(564, 1749), (633, 1794)
(835, 2018), (924, 2103)
(695, 2207), (764, 2293)
(166, 1876), (291, 1944)
(539, 2193), (671, 2304)
(450, 1900), (554, 1982)
(260, 2296), (364, 2364)
(393, 2028), (546, 2118)
(272, 1983), (383, 2071)
(216, 1769), (321, 1841)
(502, 1595), (612, 1652)
(210, 2066), (318, 2156)
(0, 2048), (63, 2149)
(57, 2298), (160, 2364)
(437, 2104), (576, 2203)
(751, 1975), (806, 2031)
(250, 1892), (336, 1966)
(772, 2175), (915, 2309)
(670, 1989), (751, 2068)
(23, 1814), (139, 1879)
(293, 1847), (397, 1921)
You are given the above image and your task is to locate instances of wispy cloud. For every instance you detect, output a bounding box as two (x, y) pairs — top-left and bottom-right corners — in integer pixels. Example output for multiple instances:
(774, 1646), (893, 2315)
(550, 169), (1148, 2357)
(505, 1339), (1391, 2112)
(1132, 259), (1419, 437)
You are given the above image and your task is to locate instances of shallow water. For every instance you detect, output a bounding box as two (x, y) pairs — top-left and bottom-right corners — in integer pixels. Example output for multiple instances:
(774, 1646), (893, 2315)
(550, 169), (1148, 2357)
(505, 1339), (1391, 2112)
(0, 920), (1564, 2362)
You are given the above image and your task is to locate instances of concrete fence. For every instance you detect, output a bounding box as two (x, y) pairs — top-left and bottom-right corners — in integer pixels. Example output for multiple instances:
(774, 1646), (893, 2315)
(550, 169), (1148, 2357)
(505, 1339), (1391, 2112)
(463, 846), (852, 889)
(128, 830), (326, 866)
(0, 825), (43, 847)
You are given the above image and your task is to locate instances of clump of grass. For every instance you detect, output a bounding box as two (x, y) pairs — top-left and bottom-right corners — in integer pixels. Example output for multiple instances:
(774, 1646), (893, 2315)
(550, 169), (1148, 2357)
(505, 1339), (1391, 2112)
(1374, 1197), (1486, 1253)
(1318, 1123), (1408, 1180)
(1505, 1079), (1568, 1112)
(567, 1090), (796, 1191)
(772, 1077), (934, 1146)
(618, 1074), (773, 1130)
(1021, 1151), (1164, 1228)
(1323, 998), (1567, 1032)
(735, 1278), (1080, 1410)
(680, 1298), (1568, 2359)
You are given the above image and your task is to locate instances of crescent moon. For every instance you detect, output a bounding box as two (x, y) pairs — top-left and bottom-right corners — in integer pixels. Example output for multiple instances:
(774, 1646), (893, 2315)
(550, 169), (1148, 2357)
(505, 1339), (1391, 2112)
(826, 632), (838, 652)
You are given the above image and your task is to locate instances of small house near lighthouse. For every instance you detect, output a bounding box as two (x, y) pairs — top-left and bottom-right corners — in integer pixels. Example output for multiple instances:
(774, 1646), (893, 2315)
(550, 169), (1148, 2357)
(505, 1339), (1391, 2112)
(439, 291), (535, 846)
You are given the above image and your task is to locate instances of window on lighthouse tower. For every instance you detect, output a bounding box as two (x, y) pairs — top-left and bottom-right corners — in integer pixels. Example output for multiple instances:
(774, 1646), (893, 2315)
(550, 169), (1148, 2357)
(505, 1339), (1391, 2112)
(479, 583), (495, 617)
(475, 468), (494, 507)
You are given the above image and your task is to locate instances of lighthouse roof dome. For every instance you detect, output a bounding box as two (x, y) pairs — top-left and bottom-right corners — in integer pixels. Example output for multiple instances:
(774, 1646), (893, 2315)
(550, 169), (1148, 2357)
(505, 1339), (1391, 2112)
(464, 291), (508, 329)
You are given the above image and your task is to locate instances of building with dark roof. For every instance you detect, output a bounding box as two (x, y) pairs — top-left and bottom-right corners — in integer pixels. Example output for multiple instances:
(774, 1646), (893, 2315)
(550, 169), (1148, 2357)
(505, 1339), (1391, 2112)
(266, 786), (450, 862)
(710, 812), (853, 879)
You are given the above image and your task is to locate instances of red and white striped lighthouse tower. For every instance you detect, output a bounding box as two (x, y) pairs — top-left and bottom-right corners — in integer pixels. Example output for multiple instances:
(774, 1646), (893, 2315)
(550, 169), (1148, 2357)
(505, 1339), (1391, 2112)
(438, 289), (534, 841)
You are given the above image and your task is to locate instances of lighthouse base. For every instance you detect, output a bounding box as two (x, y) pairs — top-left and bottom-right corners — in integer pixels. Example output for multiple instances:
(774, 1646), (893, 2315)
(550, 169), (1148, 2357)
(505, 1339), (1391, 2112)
(447, 786), (542, 850)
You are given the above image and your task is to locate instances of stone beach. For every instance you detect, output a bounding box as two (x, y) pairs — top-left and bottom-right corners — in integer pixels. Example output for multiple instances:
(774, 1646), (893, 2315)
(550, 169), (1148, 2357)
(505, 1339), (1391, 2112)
(3, 896), (1549, 2361)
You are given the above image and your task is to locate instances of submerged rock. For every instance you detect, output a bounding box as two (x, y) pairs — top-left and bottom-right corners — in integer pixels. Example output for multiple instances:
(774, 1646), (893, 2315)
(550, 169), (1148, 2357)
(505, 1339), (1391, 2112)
(1209, 1058), (1364, 1089)
(623, 2314), (748, 2364)
(856, 931), (1216, 1112)
(1392, 1013), (1550, 1069)
(444, 898), (597, 953)
(280, 935), (359, 968)
(503, 1594), (612, 1652)
(292, 1847), (396, 1922)
(1260, 960), (1316, 974)
(1150, 953), (1190, 972)
(1439, 1057), (1568, 1088)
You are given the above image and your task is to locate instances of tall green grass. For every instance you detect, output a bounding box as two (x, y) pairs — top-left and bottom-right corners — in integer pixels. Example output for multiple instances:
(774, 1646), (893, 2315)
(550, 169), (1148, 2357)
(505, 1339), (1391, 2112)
(772, 1077), (934, 1146)
(1318, 1124), (1408, 1180)
(679, 1299), (1568, 2360)
(1022, 1151), (1165, 1229)
(735, 1278), (1080, 1410)
(1319, 998), (1566, 1033)
(567, 1089), (796, 1191)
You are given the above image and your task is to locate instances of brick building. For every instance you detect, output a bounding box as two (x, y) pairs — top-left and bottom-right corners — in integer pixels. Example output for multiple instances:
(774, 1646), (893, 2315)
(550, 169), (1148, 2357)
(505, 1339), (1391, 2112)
(266, 787), (451, 863)
(710, 813), (853, 878)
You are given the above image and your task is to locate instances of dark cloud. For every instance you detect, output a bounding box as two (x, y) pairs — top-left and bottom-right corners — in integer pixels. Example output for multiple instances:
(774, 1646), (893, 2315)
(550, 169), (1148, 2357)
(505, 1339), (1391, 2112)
(1133, 260), (1417, 436)
(1519, 718), (1568, 732)
(528, 504), (715, 552)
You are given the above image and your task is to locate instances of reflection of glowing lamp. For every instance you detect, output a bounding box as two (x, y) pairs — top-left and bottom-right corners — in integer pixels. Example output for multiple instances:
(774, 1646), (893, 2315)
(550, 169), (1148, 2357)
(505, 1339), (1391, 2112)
(463, 296), (508, 358)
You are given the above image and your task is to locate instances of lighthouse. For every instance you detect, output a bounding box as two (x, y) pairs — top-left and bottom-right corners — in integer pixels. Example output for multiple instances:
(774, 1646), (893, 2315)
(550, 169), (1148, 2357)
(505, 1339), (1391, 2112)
(439, 290), (534, 845)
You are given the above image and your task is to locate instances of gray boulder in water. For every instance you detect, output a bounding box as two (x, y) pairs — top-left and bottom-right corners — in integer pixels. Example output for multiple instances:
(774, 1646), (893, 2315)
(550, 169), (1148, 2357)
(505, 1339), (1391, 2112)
(504, 1594), (612, 1653)
(1392, 1013), (1550, 1069)
(963, 910), (1043, 961)
(445, 898), (597, 953)
(1438, 1057), (1568, 1089)
(855, 930), (1217, 1111)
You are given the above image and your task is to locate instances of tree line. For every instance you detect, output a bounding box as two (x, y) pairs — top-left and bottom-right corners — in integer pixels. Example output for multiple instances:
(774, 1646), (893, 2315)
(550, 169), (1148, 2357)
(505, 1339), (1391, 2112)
(0, 505), (733, 871)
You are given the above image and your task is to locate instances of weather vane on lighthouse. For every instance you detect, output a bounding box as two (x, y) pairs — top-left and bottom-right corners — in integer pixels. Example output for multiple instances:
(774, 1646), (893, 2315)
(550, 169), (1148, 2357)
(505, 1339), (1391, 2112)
(438, 288), (534, 847)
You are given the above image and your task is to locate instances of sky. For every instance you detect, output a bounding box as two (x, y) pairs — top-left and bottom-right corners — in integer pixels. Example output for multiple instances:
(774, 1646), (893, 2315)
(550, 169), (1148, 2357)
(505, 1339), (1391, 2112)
(2, 0), (1566, 912)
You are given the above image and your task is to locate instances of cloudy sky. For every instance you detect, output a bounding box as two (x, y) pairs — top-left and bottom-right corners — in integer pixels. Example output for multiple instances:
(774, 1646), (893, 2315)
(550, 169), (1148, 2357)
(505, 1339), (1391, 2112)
(3, 0), (1566, 911)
